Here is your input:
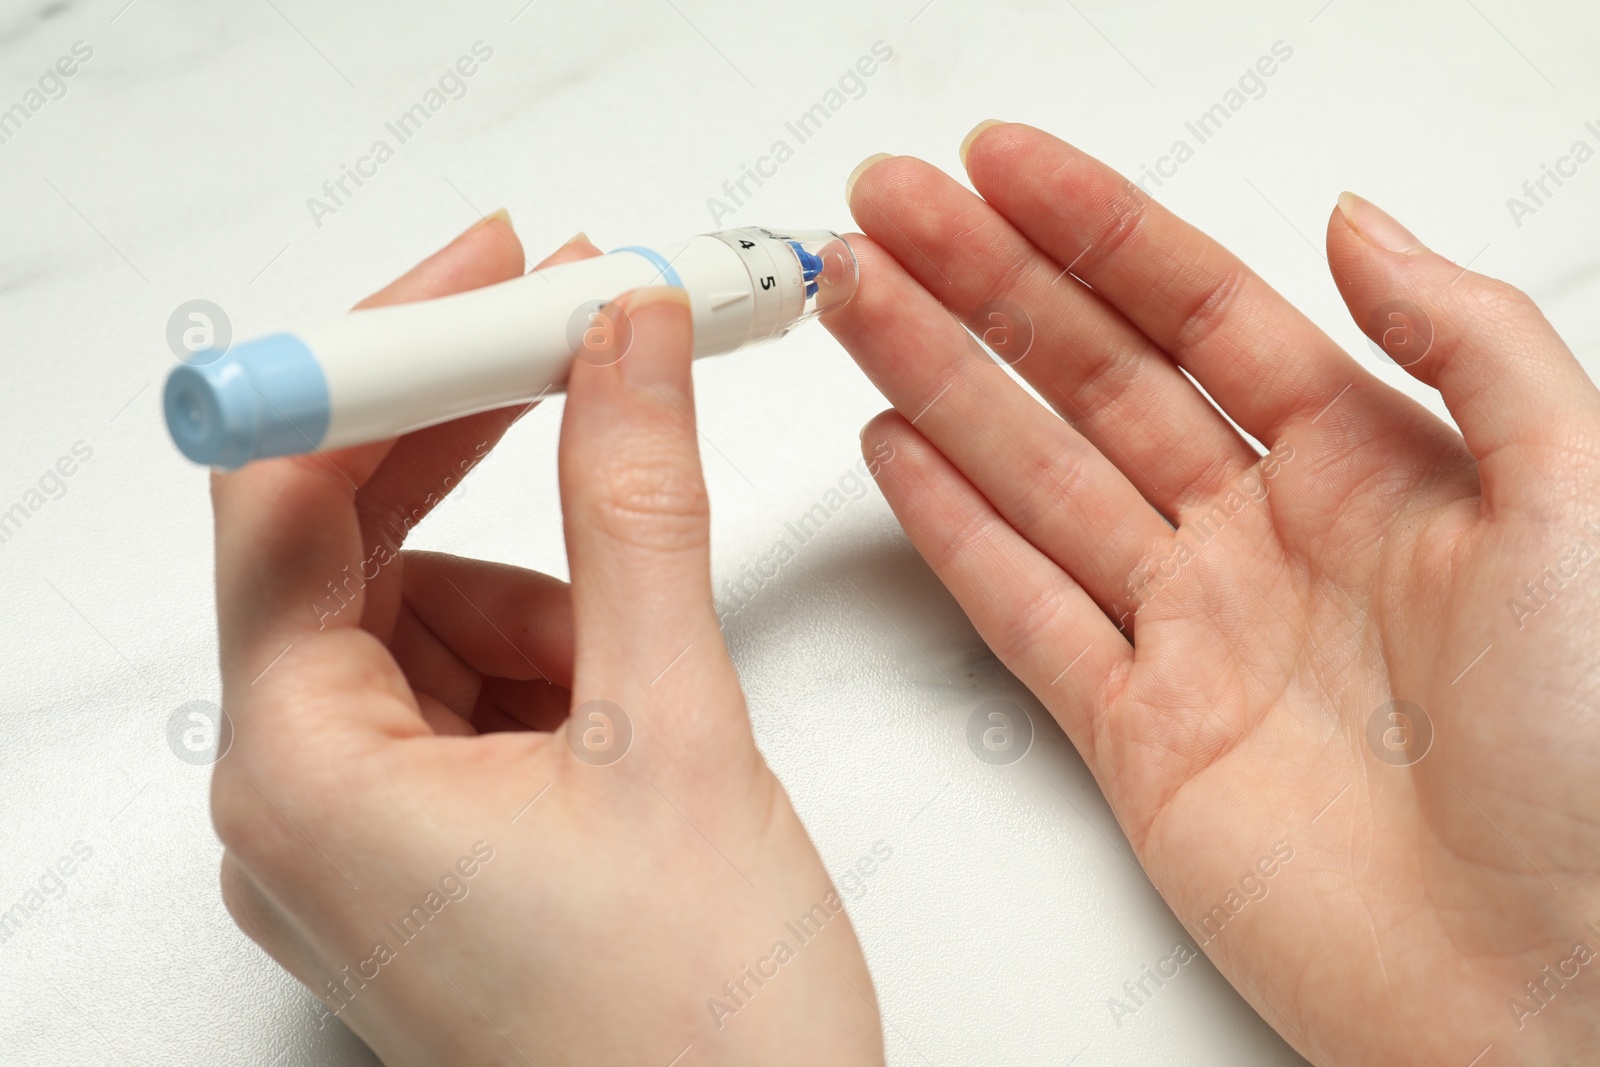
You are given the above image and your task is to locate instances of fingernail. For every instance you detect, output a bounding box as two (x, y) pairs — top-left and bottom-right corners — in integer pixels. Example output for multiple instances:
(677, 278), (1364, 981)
(1337, 192), (1424, 254)
(617, 287), (692, 388)
(468, 207), (512, 235)
(846, 153), (893, 202)
(959, 120), (1005, 167)
(560, 230), (591, 249)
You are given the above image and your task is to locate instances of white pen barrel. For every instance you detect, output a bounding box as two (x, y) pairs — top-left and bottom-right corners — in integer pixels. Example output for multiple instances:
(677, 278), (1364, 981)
(163, 228), (855, 469)
(313, 240), (689, 449)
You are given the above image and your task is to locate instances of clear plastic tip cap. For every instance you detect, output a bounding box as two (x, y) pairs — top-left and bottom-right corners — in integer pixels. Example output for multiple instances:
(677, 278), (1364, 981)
(768, 229), (858, 322)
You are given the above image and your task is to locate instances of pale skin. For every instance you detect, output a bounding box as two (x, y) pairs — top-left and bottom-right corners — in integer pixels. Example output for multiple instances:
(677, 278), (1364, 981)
(210, 122), (1600, 1065)
(209, 218), (882, 1066)
(824, 123), (1600, 1064)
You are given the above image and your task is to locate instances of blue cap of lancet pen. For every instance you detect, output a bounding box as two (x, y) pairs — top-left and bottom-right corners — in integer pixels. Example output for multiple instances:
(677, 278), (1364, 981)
(163, 334), (331, 469)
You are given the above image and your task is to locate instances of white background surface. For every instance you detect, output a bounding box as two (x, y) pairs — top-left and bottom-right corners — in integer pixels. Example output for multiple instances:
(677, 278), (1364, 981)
(1, 0), (1596, 1063)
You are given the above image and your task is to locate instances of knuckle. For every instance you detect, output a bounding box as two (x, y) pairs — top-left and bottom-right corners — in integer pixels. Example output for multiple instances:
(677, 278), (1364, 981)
(993, 580), (1072, 662)
(587, 436), (710, 554)
(973, 243), (1040, 316)
(1170, 263), (1248, 359)
(1071, 177), (1149, 275)
(354, 488), (418, 550)
(1061, 339), (1146, 418)
(1463, 275), (1546, 334)
(1008, 449), (1090, 534)
(930, 506), (997, 573)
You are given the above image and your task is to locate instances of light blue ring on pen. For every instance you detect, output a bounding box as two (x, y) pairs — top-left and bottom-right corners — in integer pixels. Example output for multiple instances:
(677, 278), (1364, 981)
(609, 246), (684, 288)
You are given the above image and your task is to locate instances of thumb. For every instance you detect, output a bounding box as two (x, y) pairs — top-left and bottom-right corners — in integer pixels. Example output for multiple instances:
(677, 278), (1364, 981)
(557, 287), (748, 770)
(1326, 192), (1598, 515)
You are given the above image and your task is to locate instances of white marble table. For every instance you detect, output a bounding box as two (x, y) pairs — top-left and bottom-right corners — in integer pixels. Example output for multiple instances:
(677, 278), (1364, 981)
(1, 0), (1594, 1062)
